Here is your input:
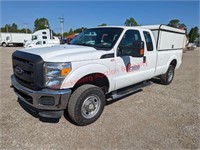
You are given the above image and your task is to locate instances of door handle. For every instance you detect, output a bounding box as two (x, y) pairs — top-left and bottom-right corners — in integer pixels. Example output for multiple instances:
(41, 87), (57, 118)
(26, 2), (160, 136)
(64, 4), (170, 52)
(143, 56), (146, 63)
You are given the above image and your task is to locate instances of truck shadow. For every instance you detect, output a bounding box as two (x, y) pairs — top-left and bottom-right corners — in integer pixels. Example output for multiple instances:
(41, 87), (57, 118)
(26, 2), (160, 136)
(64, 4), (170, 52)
(150, 77), (162, 84)
(63, 110), (75, 125)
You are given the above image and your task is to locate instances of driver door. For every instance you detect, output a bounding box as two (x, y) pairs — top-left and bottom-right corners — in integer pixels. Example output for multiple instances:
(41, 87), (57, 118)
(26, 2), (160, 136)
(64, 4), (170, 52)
(114, 29), (148, 90)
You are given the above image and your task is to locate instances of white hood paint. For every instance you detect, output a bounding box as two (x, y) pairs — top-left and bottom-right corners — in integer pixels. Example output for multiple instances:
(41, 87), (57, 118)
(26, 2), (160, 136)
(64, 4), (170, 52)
(20, 45), (107, 62)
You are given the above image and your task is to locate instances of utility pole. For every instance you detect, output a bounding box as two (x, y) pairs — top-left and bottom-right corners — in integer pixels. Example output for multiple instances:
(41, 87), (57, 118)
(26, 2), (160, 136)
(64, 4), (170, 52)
(44, 20), (48, 28)
(59, 17), (64, 39)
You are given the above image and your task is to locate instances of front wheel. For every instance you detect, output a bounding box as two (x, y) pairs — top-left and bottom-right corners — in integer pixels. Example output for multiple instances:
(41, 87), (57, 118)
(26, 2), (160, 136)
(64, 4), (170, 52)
(160, 65), (175, 85)
(68, 84), (106, 126)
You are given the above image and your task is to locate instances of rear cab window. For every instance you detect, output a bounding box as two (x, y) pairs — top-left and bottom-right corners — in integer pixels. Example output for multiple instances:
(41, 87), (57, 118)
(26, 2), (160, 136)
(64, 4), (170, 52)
(143, 31), (153, 51)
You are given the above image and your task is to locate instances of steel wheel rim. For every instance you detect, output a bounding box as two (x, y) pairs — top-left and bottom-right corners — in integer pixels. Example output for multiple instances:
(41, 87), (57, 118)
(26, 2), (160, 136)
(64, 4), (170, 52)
(168, 69), (173, 82)
(81, 95), (101, 119)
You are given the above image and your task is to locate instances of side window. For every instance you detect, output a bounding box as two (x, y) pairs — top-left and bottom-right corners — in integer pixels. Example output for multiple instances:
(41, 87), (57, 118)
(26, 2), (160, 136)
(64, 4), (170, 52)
(118, 30), (141, 56)
(42, 36), (47, 39)
(42, 32), (47, 34)
(32, 35), (37, 40)
(143, 31), (153, 51)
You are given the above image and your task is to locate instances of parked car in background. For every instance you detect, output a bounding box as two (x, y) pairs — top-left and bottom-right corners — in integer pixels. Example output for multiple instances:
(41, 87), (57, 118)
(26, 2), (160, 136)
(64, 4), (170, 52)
(195, 37), (200, 47)
(187, 43), (197, 50)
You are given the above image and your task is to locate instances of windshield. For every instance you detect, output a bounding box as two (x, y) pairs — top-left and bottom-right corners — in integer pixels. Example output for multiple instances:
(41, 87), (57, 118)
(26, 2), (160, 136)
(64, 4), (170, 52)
(69, 27), (123, 50)
(32, 35), (37, 40)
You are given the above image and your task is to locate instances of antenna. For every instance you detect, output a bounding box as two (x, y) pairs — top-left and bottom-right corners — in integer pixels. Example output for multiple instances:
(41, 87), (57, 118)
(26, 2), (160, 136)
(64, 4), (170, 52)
(59, 17), (64, 39)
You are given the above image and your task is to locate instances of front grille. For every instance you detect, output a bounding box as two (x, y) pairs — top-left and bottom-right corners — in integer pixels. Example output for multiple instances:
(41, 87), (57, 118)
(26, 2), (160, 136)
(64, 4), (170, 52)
(12, 51), (44, 90)
(13, 56), (34, 87)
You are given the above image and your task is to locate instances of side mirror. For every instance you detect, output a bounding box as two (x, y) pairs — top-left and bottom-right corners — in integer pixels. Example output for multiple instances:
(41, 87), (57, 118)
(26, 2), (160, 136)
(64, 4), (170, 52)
(131, 41), (144, 57)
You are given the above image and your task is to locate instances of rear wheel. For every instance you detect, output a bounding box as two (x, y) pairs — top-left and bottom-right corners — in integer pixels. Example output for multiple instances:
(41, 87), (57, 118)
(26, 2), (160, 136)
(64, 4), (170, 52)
(68, 84), (106, 126)
(2, 43), (6, 47)
(160, 65), (175, 85)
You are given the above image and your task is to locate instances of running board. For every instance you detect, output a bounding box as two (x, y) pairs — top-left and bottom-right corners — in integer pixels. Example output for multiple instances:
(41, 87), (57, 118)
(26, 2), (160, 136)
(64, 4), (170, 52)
(110, 81), (153, 100)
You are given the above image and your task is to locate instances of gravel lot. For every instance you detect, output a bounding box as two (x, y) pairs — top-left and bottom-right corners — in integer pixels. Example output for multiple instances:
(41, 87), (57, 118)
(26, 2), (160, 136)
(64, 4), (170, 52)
(0, 47), (199, 150)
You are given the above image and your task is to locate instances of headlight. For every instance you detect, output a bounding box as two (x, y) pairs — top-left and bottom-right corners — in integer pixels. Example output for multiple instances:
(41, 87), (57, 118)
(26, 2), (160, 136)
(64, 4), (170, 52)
(44, 62), (71, 89)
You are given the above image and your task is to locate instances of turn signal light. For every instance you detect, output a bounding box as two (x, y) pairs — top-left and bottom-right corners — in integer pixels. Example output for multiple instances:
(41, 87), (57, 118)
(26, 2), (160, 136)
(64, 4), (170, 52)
(140, 49), (144, 55)
(61, 68), (71, 76)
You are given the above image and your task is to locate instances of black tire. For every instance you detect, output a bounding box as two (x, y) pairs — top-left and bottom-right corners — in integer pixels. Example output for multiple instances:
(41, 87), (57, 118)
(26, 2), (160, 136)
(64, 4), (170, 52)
(68, 84), (106, 126)
(2, 43), (7, 47)
(160, 65), (175, 85)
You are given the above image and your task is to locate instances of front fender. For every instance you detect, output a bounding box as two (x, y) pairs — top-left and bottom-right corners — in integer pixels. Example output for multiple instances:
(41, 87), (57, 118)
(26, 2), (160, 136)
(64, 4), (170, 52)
(61, 64), (114, 92)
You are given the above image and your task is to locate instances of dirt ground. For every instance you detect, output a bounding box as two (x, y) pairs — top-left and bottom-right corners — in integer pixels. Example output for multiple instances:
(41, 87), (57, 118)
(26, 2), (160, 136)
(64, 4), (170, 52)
(0, 47), (199, 150)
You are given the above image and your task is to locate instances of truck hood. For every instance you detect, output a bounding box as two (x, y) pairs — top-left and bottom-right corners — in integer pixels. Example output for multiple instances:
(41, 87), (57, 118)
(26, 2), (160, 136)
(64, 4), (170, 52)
(20, 45), (107, 62)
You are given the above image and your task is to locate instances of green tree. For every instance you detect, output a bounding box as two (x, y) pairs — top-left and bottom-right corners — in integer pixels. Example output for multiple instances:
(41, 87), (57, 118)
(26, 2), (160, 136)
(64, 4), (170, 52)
(34, 18), (50, 31)
(63, 27), (86, 37)
(5, 24), (11, 32)
(1, 24), (17, 32)
(168, 19), (180, 28)
(98, 23), (107, 26)
(0, 27), (7, 32)
(68, 28), (74, 35)
(188, 27), (199, 43)
(0, 23), (32, 33)
(167, 19), (187, 33)
(54, 33), (61, 37)
(124, 17), (139, 26)
(11, 23), (18, 32)
(52, 30), (60, 37)
(63, 28), (74, 37)
(63, 32), (68, 37)
(179, 23), (187, 33)
(74, 27), (86, 33)
(20, 28), (32, 33)
(178, 23), (186, 29)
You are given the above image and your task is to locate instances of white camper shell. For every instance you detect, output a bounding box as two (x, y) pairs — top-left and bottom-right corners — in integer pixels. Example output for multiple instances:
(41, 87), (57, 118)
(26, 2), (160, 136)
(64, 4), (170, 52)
(141, 25), (186, 50)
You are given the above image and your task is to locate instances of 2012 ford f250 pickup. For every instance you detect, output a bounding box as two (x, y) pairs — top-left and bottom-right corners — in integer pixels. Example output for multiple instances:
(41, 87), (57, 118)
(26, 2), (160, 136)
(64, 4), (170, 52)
(11, 25), (186, 126)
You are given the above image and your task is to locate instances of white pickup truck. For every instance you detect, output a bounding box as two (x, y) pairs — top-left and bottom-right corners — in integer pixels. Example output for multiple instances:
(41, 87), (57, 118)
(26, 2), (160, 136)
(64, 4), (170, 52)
(11, 25), (186, 126)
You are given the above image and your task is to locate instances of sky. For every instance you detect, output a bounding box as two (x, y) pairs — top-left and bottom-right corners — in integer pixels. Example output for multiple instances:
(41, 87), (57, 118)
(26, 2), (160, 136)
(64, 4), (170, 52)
(0, 1), (199, 33)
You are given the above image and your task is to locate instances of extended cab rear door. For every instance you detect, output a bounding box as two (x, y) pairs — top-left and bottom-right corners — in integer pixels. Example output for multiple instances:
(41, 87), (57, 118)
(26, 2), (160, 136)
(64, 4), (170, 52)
(141, 30), (157, 79)
(114, 29), (156, 90)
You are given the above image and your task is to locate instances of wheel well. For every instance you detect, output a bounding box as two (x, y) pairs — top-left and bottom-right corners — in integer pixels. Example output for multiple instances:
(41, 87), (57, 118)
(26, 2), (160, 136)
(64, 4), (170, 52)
(72, 73), (109, 93)
(170, 59), (177, 69)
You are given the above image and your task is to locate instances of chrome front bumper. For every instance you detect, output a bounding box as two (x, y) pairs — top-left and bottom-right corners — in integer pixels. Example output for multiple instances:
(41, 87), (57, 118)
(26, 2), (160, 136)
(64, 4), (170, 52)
(11, 75), (71, 118)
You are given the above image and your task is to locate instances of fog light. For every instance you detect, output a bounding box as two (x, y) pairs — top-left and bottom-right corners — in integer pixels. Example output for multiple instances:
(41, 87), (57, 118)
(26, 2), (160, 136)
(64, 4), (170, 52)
(39, 96), (55, 106)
